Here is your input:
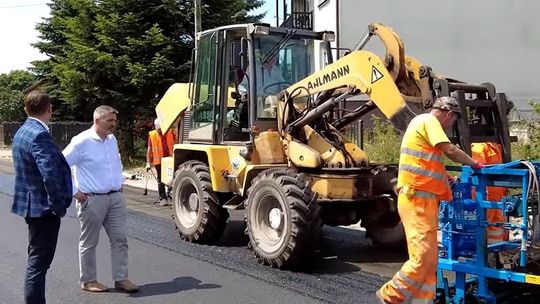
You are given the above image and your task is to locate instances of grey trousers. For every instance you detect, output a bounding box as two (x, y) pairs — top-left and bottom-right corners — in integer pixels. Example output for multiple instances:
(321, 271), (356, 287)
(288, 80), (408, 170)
(76, 192), (129, 283)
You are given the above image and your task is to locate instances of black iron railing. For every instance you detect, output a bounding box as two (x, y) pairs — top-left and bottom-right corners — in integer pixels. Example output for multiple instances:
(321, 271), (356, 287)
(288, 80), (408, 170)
(281, 11), (313, 30)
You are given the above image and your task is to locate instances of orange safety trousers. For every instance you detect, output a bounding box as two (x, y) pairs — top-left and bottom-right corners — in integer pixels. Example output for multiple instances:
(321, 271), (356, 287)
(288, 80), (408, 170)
(378, 188), (438, 303)
(471, 142), (507, 244)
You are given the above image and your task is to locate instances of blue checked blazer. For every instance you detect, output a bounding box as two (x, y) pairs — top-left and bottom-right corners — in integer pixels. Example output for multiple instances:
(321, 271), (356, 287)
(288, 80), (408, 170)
(12, 118), (73, 218)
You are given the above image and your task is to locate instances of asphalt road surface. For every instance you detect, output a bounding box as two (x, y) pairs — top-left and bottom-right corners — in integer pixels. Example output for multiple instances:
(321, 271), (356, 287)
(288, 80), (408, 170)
(0, 160), (407, 304)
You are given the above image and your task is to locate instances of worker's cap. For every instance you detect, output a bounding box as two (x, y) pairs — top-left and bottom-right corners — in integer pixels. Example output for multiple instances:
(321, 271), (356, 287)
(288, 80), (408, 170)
(433, 96), (462, 118)
(154, 118), (161, 129)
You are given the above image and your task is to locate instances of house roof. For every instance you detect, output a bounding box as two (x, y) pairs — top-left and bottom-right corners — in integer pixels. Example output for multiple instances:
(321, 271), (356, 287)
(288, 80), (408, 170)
(22, 79), (51, 95)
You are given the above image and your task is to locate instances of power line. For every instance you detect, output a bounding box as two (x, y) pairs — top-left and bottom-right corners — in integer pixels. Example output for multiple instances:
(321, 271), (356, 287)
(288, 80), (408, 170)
(0, 2), (49, 9)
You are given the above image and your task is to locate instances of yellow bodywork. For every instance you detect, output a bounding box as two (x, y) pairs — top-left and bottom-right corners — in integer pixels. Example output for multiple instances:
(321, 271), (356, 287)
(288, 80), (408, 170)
(368, 22), (405, 81)
(156, 83), (236, 134)
(285, 50), (406, 120)
(307, 174), (358, 200)
(155, 83), (191, 134)
(160, 142), (286, 195)
(279, 50), (399, 169)
(160, 156), (175, 186)
(155, 23), (417, 202)
(526, 274), (540, 285)
(304, 125), (367, 167)
(254, 131), (286, 164)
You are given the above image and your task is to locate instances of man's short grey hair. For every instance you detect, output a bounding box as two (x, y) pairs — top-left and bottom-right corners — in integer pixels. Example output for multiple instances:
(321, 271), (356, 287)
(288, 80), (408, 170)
(93, 105), (119, 120)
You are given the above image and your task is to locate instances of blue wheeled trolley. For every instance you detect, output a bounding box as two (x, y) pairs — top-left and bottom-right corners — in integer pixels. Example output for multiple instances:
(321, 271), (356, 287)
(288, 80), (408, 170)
(437, 161), (540, 303)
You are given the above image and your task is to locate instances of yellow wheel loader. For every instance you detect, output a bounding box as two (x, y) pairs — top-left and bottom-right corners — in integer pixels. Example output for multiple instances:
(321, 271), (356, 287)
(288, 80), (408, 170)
(155, 23), (512, 269)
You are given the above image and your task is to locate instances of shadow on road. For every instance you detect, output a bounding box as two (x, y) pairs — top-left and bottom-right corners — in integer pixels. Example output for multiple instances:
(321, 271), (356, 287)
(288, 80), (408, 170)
(320, 239), (407, 264)
(126, 276), (220, 298)
(218, 219), (249, 247)
(305, 232), (408, 275)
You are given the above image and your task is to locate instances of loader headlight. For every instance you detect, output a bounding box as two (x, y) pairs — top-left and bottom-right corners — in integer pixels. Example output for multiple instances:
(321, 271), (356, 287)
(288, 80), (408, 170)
(322, 32), (335, 42)
(253, 25), (270, 35)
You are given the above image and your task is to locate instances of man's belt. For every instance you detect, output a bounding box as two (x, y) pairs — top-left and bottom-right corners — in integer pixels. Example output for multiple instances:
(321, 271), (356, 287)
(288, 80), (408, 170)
(85, 190), (121, 196)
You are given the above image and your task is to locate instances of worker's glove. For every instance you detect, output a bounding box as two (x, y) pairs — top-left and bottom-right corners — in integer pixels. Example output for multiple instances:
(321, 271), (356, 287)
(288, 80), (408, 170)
(447, 175), (459, 187)
(472, 162), (485, 170)
(145, 163), (151, 172)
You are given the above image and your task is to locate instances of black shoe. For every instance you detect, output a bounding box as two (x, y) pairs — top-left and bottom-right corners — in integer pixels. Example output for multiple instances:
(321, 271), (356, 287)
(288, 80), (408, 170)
(159, 198), (171, 206)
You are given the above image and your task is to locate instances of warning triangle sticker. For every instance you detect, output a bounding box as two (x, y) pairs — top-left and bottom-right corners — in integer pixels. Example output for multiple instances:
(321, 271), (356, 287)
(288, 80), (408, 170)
(371, 65), (384, 84)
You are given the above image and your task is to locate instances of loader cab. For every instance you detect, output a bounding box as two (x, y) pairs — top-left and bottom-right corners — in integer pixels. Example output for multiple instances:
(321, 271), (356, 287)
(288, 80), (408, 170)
(187, 24), (334, 144)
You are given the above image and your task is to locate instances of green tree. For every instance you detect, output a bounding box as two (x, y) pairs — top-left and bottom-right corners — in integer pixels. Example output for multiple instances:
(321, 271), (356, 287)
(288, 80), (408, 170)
(0, 70), (38, 122)
(33, 0), (264, 157)
(512, 101), (540, 160)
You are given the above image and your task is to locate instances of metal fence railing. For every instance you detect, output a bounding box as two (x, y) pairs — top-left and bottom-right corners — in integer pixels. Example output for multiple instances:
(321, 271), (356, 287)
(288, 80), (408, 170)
(1, 122), (92, 149)
(342, 120), (364, 149)
(281, 11), (313, 30)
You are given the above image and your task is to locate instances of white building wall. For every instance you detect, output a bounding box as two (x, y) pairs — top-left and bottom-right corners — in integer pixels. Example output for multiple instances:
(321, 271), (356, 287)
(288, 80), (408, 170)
(313, 0), (338, 70)
(313, 0), (540, 109)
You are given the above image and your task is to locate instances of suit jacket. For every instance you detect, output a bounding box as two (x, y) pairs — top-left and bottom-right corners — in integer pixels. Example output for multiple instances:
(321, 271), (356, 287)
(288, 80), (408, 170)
(12, 118), (73, 218)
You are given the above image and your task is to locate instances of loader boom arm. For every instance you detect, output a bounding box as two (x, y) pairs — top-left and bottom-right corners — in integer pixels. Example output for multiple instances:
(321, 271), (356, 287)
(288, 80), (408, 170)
(282, 50), (415, 131)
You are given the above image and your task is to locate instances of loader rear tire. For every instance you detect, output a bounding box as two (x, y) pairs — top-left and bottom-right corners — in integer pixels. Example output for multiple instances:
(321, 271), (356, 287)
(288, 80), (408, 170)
(245, 169), (321, 269)
(364, 185), (406, 247)
(364, 213), (405, 246)
(172, 160), (229, 244)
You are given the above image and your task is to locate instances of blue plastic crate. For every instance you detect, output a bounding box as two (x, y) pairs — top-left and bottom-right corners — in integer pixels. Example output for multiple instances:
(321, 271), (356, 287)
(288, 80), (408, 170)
(439, 182), (478, 258)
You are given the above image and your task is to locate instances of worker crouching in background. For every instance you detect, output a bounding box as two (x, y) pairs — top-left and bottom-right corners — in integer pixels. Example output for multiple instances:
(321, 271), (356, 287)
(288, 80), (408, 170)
(146, 118), (175, 206)
(471, 142), (508, 244)
(377, 97), (484, 304)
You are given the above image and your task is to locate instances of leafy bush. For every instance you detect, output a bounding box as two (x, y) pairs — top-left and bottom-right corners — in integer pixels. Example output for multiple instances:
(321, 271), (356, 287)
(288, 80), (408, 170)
(0, 90), (25, 122)
(0, 70), (37, 122)
(363, 115), (402, 164)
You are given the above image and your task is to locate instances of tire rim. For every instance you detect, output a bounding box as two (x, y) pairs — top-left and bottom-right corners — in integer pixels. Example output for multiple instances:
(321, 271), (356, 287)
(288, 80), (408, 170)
(253, 189), (287, 254)
(176, 178), (199, 228)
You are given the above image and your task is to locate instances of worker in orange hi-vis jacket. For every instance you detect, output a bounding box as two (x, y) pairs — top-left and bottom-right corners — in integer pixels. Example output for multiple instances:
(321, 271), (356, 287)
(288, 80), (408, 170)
(146, 118), (176, 206)
(376, 97), (483, 304)
(471, 142), (508, 244)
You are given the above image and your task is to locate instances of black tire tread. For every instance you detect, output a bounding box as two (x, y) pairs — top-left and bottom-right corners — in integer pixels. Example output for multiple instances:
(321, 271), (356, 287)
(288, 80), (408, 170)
(245, 168), (321, 269)
(173, 160), (229, 244)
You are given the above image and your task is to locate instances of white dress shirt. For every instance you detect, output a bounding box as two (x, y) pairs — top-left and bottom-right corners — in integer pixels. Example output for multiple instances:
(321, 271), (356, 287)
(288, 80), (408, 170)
(238, 64), (285, 96)
(63, 127), (125, 195)
(28, 117), (50, 132)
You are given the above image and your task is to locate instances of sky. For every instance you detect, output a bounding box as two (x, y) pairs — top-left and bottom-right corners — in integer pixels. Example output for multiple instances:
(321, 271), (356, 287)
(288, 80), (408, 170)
(257, 0), (276, 25)
(0, 0), (51, 73)
(0, 0), (276, 74)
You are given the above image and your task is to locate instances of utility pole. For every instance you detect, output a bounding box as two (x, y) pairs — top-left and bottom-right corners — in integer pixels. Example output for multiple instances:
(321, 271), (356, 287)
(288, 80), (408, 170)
(194, 0), (201, 49)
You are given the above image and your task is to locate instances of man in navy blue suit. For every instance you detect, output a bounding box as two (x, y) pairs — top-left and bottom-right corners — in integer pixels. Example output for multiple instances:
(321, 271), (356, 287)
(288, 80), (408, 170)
(12, 91), (73, 304)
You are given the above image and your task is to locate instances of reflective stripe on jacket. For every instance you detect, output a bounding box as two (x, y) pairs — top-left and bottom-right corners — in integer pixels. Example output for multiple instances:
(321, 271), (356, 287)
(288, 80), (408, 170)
(148, 130), (175, 165)
(397, 143), (451, 201)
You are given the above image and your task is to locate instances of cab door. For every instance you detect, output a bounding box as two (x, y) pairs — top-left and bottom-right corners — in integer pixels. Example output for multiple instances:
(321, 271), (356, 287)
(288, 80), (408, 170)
(189, 31), (224, 143)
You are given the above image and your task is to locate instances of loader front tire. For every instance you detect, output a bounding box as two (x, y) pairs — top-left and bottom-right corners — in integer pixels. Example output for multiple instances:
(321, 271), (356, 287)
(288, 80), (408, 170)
(245, 169), (321, 269)
(172, 160), (229, 244)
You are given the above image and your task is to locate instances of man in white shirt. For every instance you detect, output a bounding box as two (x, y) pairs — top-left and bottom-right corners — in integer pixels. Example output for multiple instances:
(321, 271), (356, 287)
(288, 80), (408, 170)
(235, 52), (287, 121)
(238, 52), (286, 96)
(63, 105), (138, 293)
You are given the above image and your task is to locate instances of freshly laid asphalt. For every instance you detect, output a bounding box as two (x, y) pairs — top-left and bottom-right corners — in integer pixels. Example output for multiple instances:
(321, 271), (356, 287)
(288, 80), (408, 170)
(0, 160), (397, 304)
